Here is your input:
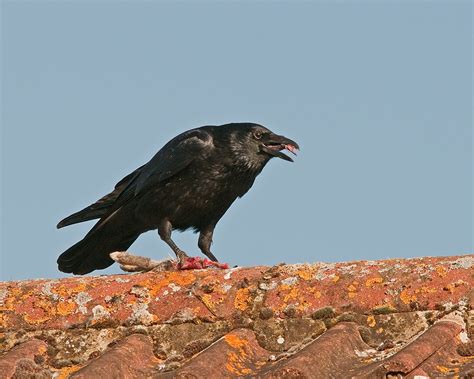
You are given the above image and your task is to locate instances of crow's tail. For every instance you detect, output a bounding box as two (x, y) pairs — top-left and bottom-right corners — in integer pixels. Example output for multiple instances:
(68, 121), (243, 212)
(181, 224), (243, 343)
(57, 208), (143, 275)
(57, 234), (139, 275)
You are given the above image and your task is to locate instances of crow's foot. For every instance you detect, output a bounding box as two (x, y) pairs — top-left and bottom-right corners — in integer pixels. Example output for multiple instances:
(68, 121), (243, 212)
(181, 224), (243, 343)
(178, 256), (229, 270)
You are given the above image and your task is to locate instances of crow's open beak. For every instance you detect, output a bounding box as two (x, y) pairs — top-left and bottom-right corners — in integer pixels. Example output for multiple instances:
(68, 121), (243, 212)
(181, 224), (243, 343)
(260, 133), (300, 162)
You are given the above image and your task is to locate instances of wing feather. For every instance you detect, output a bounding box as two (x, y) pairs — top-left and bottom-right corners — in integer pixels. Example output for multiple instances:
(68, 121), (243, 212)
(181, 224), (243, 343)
(57, 128), (213, 228)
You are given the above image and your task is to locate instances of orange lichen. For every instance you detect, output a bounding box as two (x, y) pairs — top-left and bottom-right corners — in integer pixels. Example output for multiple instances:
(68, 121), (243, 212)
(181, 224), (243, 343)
(23, 298), (56, 324)
(307, 287), (322, 299)
(347, 283), (358, 298)
(1, 288), (21, 311)
(367, 315), (376, 327)
(332, 275), (340, 283)
(53, 282), (88, 298)
(297, 301), (310, 312)
(225, 334), (254, 376)
(225, 334), (248, 349)
(226, 352), (252, 375)
(436, 365), (458, 374)
(436, 266), (447, 278)
(200, 294), (218, 313)
(140, 271), (196, 298)
(365, 277), (383, 287)
(376, 327), (383, 334)
(283, 287), (299, 303)
(0, 312), (8, 329)
(296, 268), (314, 281)
(400, 289), (417, 304)
(166, 271), (196, 286)
(56, 365), (82, 379)
(235, 288), (251, 311)
(419, 286), (438, 294)
(57, 301), (76, 316)
(347, 284), (357, 292)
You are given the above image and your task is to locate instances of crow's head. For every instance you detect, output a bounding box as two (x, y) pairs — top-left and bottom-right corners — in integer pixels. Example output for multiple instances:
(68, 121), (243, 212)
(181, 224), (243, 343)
(226, 123), (299, 170)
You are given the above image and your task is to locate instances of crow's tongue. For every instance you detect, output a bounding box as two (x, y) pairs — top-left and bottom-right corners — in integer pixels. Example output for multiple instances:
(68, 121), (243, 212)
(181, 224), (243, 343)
(285, 144), (298, 155)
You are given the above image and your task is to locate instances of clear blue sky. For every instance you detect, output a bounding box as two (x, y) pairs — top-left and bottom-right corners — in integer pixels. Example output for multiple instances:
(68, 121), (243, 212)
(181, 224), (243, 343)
(1, 1), (472, 281)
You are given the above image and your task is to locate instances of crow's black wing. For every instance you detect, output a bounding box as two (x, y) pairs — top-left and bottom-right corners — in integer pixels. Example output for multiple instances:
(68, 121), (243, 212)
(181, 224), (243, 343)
(57, 164), (145, 228)
(57, 128), (213, 228)
(133, 128), (214, 194)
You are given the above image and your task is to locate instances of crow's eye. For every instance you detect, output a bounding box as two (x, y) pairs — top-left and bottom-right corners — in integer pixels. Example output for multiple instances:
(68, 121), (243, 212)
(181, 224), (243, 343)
(254, 131), (263, 140)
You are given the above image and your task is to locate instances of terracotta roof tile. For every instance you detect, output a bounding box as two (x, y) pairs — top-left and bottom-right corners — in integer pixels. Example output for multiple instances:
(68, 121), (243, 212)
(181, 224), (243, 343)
(0, 339), (49, 378)
(71, 334), (159, 378)
(259, 322), (368, 378)
(157, 328), (271, 378)
(1, 254), (473, 378)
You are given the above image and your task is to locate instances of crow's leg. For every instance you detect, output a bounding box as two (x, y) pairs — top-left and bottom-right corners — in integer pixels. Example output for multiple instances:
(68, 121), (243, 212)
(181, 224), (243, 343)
(157, 220), (229, 270)
(158, 219), (189, 263)
(198, 227), (218, 262)
(196, 226), (229, 269)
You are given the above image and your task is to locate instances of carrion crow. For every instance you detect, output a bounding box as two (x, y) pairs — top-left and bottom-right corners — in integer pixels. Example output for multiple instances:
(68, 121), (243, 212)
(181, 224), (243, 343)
(57, 122), (299, 274)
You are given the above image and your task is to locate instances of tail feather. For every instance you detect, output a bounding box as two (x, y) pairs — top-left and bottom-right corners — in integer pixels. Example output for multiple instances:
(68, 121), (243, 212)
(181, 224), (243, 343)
(57, 232), (139, 275)
(57, 206), (143, 274)
(57, 165), (144, 229)
(58, 236), (139, 275)
(57, 207), (110, 229)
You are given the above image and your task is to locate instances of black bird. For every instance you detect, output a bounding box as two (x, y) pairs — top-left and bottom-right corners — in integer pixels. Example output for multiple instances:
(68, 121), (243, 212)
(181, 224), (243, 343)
(57, 123), (299, 274)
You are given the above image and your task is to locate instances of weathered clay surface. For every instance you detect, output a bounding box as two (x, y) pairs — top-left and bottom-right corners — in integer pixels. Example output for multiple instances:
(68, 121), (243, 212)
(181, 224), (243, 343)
(0, 255), (473, 378)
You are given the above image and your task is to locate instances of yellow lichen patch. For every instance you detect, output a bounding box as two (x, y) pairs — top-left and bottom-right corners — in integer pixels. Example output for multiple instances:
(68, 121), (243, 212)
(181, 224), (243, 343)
(0, 312), (8, 329)
(307, 287), (322, 299)
(436, 365), (458, 374)
(297, 301), (310, 312)
(166, 271), (197, 286)
(296, 268), (314, 281)
(224, 334), (255, 376)
(332, 275), (340, 283)
(57, 301), (76, 316)
(37, 343), (47, 354)
(140, 271), (196, 298)
(365, 277), (383, 287)
(234, 288), (251, 311)
(347, 284), (357, 292)
(376, 327), (383, 334)
(400, 289), (417, 305)
(367, 315), (376, 327)
(23, 298), (56, 324)
(283, 287), (299, 303)
(200, 294), (218, 313)
(225, 352), (253, 376)
(1, 288), (22, 311)
(419, 286), (438, 294)
(56, 365), (82, 379)
(53, 282), (88, 299)
(348, 292), (357, 299)
(436, 266), (447, 278)
(225, 334), (248, 349)
(459, 356), (474, 364)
